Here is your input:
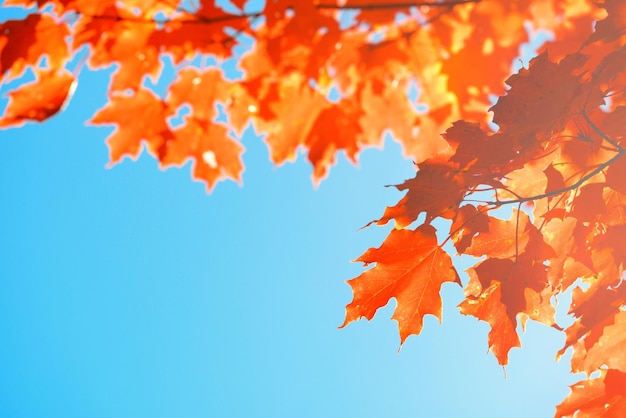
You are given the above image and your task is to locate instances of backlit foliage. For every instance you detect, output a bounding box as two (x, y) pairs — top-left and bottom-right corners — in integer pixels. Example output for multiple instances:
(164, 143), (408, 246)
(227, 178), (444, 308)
(1, 1), (625, 416)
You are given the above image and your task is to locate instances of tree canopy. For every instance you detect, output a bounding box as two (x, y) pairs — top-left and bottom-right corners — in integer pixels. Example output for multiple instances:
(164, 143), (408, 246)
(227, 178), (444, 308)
(1, 0), (626, 416)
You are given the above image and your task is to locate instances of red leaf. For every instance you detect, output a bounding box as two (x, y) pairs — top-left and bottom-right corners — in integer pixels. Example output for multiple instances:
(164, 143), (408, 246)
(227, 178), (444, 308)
(586, 0), (626, 44)
(490, 52), (603, 138)
(305, 100), (364, 184)
(0, 14), (69, 79)
(450, 205), (490, 253)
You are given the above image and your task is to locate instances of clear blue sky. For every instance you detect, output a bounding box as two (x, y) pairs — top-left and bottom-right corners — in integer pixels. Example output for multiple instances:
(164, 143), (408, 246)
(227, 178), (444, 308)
(0, 5), (578, 418)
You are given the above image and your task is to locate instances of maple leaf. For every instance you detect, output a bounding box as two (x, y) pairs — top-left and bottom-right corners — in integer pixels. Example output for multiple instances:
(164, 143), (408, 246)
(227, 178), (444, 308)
(555, 369), (626, 418)
(464, 210), (532, 259)
(459, 250), (557, 365)
(458, 270), (521, 365)
(162, 116), (244, 191)
(0, 69), (75, 127)
(586, 0), (626, 44)
(0, 14), (69, 79)
(341, 224), (460, 345)
(571, 309), (626, 374)
(304, 100), (365, 183)
(372, 161), (468, 228)
(253, 76), (328, 166)
(3, 1), (626, 415)
(89, 89), (172, 165)
(75, 17), (161, 91)
(449, 204), (490, 253)
(558, 283), (626, 363)
(347, 8), (625, 413)
(491, 52), (603, 140)
(149, 4), (239, 64)
(166, 67), (227, 121)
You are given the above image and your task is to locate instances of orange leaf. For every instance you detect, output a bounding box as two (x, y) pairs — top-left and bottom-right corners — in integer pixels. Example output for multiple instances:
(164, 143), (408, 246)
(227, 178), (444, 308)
(572, 310), (626, 374)
(342, 224), (461, 345)
(556, 369), (626, 418)
(89, 89), (172, 165)
(460, 254), (556, 365)
(449, 204), (490, 253)
(464, 211), (531, 259)
(0, 69), (75, 127)
(305, 100), (364, 184)
(459, 278), (521, 365)
(166, 67), (226, 121)
(161, 116), (244, 191)
(75, 17), (161, 91)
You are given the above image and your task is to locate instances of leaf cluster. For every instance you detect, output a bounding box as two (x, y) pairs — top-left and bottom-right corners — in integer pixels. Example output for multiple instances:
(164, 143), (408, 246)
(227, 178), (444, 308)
(0, 0), (600, 188)
(342, 2), (626, 416)
(2, 0), (625, 416)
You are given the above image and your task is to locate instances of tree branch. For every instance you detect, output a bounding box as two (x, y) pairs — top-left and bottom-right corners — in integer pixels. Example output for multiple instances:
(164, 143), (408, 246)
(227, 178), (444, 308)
(316, 0), (481, 10)
(66, 0), (482, 26)
(487, 150), (623, 207)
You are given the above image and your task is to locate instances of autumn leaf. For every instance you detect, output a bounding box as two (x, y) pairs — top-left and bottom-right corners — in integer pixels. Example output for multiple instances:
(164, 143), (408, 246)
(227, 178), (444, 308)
(449, 204), (490, 253)
(459, 252), (556, 365)
(490, 52), (603, 139)
(162, 116), (244, 191)
(89, 89), (172, 165)
(0, 69), (75, 127)
(586, 0), (626, 44)
(341, 224), (460, 345)
(345, 3), (626, 413)
(556, 369), (626, 418)
(464, 210), (531, 259)
(373, 161), (468, 228)
(0, 14), (69, 79)
(3, 1), (626, 416)
(458, 271), (521, 365)
(571, 309), (626, 374)
(166, 67), (227, 121)
(76, 17), (161, 91)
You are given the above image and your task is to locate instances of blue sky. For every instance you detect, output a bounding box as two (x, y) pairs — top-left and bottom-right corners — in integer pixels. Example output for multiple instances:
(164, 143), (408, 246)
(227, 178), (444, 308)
(0, 4), (578, 418)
